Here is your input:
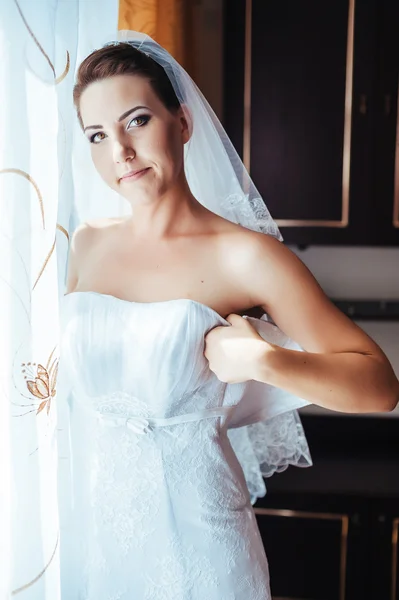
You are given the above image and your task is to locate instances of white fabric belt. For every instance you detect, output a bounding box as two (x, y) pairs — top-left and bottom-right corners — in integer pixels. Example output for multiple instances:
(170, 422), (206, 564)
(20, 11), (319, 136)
(97, 405), (236, 435)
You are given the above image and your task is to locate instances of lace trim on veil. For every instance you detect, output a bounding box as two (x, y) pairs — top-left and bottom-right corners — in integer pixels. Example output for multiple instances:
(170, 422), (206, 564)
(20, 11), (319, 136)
(228, 411), (312, 504)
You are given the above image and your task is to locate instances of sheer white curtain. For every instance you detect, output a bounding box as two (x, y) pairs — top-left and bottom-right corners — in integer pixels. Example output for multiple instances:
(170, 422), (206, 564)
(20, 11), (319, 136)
(0, 1), (125, 597)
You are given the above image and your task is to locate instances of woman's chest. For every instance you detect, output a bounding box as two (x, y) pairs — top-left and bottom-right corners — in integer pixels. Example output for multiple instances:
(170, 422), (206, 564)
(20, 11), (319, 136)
(74, 229), (256, 318)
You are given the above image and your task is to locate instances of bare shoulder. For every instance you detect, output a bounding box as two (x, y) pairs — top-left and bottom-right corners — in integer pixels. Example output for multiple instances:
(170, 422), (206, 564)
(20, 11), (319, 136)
(65, 217), (118, 294)
(211, 220), (294, 306)
(220, 225), (323, 306)
(216, 220), (287, 271)
(71, 216), (120, 248)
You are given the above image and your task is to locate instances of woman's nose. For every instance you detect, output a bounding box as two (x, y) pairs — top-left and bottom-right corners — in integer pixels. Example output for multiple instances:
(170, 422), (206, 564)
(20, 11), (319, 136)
(113, 139), (135, 163)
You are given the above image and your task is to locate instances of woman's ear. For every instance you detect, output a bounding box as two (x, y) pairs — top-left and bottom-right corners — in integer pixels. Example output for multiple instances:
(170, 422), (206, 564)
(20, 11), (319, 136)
(179, 104), (193, 143)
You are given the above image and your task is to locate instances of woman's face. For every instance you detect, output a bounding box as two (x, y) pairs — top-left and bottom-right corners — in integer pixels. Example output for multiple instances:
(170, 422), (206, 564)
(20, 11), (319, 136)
(79, 74), (190, 202)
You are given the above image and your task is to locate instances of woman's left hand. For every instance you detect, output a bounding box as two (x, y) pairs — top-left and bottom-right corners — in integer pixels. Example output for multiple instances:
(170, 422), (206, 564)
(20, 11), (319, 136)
(204, 314), (272, 383)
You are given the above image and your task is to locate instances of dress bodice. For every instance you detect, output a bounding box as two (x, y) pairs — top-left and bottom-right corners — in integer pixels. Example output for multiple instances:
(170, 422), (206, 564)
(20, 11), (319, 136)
(60, 291), (248, 421)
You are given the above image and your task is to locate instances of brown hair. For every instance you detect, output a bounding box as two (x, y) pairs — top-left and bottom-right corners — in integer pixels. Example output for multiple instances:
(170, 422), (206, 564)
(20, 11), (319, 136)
(73, 42), (181, 130)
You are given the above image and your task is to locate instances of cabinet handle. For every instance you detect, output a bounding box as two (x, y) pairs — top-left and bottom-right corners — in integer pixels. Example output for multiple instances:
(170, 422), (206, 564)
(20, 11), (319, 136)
(392, 518), (398, 600)
(394, 84), (399, 228)
(359, 94), (367, 115)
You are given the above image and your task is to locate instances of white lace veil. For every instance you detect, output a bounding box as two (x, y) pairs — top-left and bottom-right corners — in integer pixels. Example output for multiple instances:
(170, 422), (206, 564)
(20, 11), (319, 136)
(70, 30), (312, 503)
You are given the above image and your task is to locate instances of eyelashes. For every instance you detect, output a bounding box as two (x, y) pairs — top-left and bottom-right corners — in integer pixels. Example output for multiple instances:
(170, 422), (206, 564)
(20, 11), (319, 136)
(89, 114), (151, 144)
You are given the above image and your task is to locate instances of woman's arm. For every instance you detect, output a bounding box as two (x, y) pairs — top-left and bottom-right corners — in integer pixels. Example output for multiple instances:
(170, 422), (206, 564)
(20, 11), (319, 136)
(239, 234), (399, 413)
(253, 342), (398, 413)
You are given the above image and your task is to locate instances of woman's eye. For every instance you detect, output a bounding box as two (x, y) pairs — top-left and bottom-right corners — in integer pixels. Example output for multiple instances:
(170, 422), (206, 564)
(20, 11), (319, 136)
(90, 132), (105, 144)
(89, 115), (150, 144)
(129, 115), (150, 128)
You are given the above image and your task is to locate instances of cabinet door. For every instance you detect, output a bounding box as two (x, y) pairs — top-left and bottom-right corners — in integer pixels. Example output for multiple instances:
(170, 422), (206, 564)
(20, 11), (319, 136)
(223, 0), (398, 245)
(253, 493), (391, 600)
(370, 511), (399, 600)
(373, 0), (399, 245)
(254, 507), (349, 600)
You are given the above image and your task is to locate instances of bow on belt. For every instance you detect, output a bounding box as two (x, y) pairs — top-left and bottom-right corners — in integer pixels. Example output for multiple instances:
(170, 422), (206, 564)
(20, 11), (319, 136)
(97, 405), (236, 435)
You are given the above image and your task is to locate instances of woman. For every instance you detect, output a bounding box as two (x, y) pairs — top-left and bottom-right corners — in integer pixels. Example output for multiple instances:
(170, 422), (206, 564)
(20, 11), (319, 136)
(59, 30), (399, 599)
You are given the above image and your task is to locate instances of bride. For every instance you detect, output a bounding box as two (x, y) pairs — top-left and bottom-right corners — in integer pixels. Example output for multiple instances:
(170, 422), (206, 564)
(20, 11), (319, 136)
(58, 30), (399, 600)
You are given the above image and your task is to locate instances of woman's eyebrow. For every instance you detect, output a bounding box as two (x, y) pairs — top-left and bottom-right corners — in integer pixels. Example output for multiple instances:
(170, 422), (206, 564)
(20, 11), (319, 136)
(83, 105), (150, 132)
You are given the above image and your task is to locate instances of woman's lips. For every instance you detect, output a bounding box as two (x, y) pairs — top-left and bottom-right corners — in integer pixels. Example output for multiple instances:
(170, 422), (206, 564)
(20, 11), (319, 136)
(119, 167), (150, 182)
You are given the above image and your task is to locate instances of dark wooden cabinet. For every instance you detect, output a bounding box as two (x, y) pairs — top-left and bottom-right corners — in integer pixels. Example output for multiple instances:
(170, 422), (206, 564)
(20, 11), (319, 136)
(255, 504), (349, 600)
(254, 494), (399, 600)
(252, 415), (399, 599)
(223, 0), (399, 246)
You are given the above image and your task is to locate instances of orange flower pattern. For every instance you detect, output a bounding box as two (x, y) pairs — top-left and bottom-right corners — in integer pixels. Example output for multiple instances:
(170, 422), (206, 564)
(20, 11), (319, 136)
(22, 354), (59, 416)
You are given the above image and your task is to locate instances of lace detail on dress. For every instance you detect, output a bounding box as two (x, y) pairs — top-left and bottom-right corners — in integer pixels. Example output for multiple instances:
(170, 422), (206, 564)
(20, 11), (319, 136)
(91, 424), (162, 556)
(88, 390), (156, 420)
(161, 418), (249, 509)
(201, 504), (270, 599)
(143, 532), (219, 600)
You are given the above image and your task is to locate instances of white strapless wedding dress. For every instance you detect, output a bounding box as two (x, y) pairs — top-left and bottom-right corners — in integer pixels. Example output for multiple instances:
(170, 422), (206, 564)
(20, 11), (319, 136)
(57, 291), (312, 600)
